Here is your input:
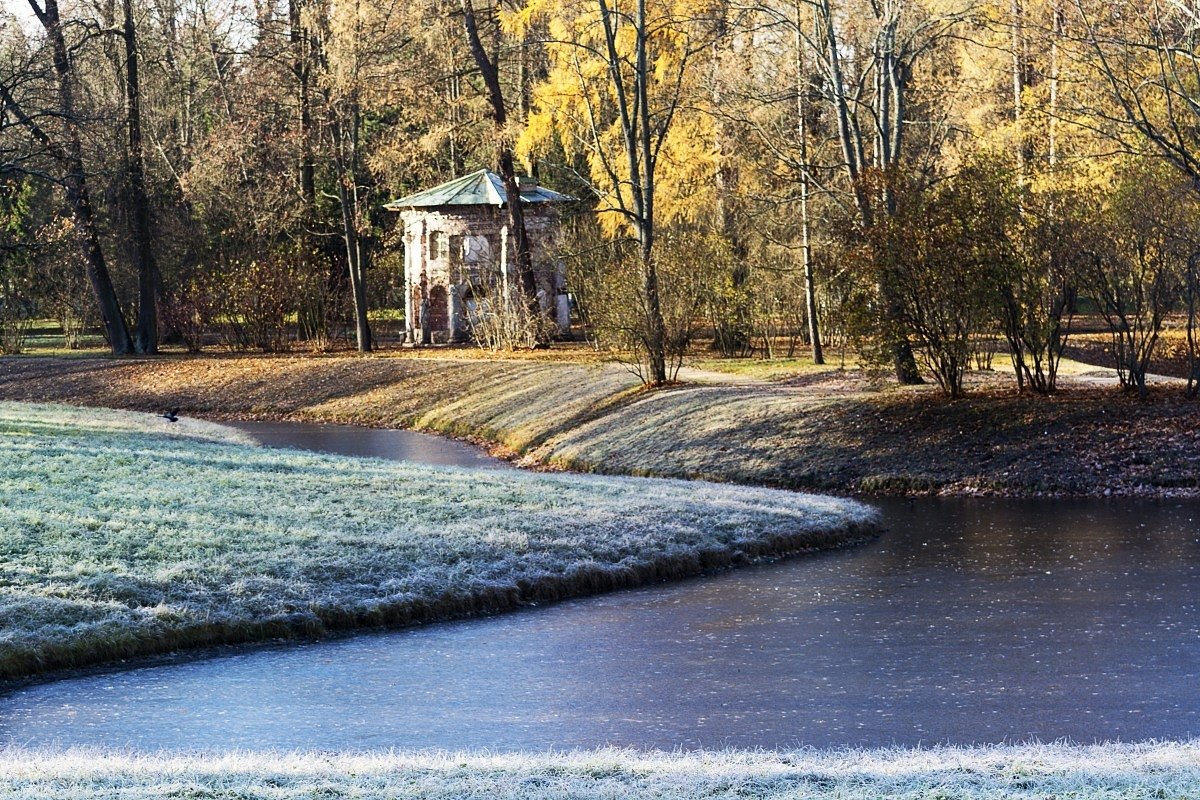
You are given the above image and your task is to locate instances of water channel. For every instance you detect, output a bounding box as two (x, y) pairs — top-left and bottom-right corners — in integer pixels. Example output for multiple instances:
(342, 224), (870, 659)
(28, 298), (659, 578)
(1, 422), (1196, 751)
(223, 420), (513, 470)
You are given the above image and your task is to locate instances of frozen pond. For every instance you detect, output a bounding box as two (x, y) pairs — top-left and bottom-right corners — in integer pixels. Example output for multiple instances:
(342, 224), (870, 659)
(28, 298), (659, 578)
(225, 420), (512, 470)
(1, 423), (1196, 751)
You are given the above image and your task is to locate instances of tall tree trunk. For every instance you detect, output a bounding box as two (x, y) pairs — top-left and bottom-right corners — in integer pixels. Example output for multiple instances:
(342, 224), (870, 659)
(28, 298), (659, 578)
(635, 0), (666, 383)
(292, 0), (316, 208)
(795, 6), (823, 364)
(711, 18), (751, 357)
(816, 0), (870, 227)
(595, 0), (667, 382)
(1048, 3), (1062, 167)
(291, 0), (325, 344)
(1187, 254), (1199, 399)
(28, 0), (133, 354)
(322, 0), (372, 353)
(124, 0), (160, 354)
(460, 0), (542, 336)
(334, 107), (373, 353)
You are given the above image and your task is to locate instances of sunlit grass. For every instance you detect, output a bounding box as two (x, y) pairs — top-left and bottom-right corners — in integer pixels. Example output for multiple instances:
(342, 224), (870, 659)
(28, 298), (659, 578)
(0, 401), (877, 681)
(689, 355), (850, 381)
(2, 742), (1197, 798)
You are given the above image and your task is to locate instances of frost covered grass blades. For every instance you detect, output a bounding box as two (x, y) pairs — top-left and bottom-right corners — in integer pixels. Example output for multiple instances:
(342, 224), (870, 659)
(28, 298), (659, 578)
(0, 402), (877, 681)
(1, 742), (1197, 799)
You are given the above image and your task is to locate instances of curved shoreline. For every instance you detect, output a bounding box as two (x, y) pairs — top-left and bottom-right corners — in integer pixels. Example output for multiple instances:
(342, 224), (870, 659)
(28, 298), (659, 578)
(2, 518), (879, 687)
(2, 353), (1198, 498)
(0, 401), (880, 685)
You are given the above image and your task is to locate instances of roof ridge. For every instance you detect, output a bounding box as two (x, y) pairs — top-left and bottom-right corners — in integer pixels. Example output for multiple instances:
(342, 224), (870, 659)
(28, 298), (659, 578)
(485, 172), (506, 205)
(446, 170), (488, 204)
(385, 168), (573, 209)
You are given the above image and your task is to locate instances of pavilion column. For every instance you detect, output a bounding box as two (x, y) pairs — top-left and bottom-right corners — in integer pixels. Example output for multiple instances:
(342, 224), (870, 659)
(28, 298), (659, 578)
(499, 223), (510, 309)
(403, 224), (416, 342)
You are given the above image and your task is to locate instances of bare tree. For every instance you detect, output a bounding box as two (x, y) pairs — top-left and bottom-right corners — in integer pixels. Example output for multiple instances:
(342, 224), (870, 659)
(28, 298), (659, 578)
(122, 0), (161, 353)
(804, 0), (966, 383)
(0, 0), (133, 353)
(1069, 0), (1200, 186)
(794, 0), (822, 364)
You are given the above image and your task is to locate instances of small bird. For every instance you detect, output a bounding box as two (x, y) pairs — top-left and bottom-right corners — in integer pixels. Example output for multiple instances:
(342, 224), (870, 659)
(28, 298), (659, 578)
(160, 408), (180, 423)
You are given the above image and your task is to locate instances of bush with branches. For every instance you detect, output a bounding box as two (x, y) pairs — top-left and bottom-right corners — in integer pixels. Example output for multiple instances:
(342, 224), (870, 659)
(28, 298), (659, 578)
(569, 224), (715, 384)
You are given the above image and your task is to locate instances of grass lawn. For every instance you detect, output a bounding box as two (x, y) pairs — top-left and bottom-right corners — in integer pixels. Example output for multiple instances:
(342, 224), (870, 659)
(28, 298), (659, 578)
(1, 742), (1197, 798)
(0, 401), (876, 681)
(689, 355), (849, 381)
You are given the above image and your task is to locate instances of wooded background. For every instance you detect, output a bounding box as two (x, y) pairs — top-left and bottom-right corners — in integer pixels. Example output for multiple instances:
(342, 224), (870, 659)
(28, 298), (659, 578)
(1, 0), (1198, 397)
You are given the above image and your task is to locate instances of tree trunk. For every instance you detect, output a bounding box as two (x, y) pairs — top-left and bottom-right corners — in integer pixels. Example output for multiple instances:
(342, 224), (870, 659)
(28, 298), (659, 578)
(1048, 3), (1062, 167)
(814, 0), (918, 383)
(635, 0), (667, 383)
(124, 0), (160, 354)
(291, 0), (316, 208)
(460, 0), (543, 338)
(1011, 0), (1025, 179)
(322, 0), (373, 353)
(334, 107), (372, 353)
(595, 0), (668, 382)
(338, 185), (372, 353)
(37, 0), (133, 354)
(1187, 254), (1199, 399)
(710, 17), (751, 357)
(816, 0), (871, 227)
(795, 6), (823, 364)
(291, 0), (325, 344)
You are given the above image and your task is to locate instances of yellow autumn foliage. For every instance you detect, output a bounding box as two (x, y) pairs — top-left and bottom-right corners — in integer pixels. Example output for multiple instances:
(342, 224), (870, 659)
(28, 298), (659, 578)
(506, 0), (721, 237)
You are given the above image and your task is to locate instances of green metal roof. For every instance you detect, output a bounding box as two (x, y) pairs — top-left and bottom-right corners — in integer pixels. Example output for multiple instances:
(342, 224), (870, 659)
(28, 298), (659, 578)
(384, 169), (572, 210)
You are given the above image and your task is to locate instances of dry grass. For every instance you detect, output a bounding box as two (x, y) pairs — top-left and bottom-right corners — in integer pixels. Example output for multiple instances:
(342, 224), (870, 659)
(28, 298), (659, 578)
(1, 742), (1197, 798)
(0, 401), (876, 681)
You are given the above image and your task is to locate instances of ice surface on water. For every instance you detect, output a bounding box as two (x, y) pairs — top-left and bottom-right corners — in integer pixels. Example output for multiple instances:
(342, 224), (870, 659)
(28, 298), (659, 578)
(1, 424), (1196, 751)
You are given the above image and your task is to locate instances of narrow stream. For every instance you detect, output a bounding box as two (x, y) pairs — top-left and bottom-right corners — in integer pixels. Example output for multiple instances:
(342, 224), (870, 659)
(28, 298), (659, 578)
(1, 424), (1196, 752)
(224, 420), (513, 469)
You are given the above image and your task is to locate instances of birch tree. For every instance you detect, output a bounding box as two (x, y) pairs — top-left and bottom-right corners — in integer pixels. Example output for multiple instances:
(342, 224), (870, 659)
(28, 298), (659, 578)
(512, 0), (717, 382)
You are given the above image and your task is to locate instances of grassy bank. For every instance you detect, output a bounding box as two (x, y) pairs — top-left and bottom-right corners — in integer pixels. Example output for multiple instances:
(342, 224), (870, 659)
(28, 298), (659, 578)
(3, 353), (1199, 496)
(2, 742), (1197, 798)
(0, 402), (876, 681)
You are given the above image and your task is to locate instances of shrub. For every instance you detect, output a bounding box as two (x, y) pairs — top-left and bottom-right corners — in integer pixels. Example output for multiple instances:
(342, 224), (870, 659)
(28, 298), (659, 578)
(568, 223), (714, 384)
(212, 254), (301, 352)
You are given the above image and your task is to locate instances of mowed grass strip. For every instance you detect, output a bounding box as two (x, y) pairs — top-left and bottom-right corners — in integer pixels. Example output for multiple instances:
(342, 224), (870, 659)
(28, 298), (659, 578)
(1, 742), (1197, 799)
(0, 402), (878, 681)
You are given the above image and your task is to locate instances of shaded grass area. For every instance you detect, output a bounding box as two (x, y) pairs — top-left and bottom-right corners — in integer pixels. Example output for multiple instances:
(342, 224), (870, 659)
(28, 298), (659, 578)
(541, 380), (1200, 495)
(2, 742), (1198, 798)
(0, 402), (876, 682)
(2, 354), (1200, 496)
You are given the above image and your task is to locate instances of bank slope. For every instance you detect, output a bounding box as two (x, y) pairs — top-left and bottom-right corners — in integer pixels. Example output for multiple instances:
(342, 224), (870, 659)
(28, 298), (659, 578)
(1, 743), (1197, 799)
(5, 355), (1200, 496)
(0, 402), (877, 681)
